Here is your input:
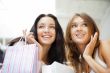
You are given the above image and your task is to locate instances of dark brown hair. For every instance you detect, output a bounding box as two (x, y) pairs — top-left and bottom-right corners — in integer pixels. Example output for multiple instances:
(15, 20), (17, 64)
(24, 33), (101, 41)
(9, 14), (65, 65)
(30, 14), (65, 64)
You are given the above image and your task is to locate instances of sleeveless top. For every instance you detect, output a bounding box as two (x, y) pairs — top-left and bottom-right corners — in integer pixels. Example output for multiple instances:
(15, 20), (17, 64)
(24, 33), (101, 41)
(90, 49), (107, 73)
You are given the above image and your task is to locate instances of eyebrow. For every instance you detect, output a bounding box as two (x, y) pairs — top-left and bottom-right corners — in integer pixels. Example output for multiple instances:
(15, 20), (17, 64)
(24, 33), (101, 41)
(38, 23), (44, 26)
(38, 23), (55, 26)
(49, 23), (55, 26)
(71, 22), (76, 24)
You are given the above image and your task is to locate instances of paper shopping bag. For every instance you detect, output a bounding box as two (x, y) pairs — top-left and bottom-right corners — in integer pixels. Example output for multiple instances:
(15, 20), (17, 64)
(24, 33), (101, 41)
(1, 40), (39, 73)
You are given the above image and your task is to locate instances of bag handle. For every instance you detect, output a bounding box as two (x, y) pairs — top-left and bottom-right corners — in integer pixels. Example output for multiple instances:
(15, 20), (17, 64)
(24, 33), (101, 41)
(17, 29), (27, 45)
(22, 29), (27, 45)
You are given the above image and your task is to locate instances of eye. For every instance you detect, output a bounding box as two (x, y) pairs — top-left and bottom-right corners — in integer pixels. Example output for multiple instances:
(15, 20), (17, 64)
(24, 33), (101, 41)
(82, 23), (87, 27)
(37, 23), (45, 29)
(38, 26), (44, 28)
(38, 25), (45, 29)
(49, 25), (55, 29)
(50, 26), (55, 28)
(71, 24), (77, 28)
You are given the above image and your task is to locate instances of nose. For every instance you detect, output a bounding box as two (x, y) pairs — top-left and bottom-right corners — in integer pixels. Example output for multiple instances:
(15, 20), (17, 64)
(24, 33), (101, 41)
(44, 26), (49, 33)
(77, 26), (82, 31)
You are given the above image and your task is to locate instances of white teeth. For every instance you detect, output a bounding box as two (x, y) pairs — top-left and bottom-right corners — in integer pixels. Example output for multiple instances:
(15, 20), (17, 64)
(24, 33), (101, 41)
(76, 34), (84, 38)
(43, 35), (51, 38)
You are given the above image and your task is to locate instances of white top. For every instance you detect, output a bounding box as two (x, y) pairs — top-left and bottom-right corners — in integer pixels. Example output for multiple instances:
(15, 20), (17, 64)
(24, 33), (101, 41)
(95, 49), (107, 68)
(42, 61), (75, 73)
(90, 49), (107, 73)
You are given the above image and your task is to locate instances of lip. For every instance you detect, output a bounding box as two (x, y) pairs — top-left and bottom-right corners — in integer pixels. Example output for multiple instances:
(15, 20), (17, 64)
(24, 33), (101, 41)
(42, 35), (52, 39)
(75, 33), (85, 38)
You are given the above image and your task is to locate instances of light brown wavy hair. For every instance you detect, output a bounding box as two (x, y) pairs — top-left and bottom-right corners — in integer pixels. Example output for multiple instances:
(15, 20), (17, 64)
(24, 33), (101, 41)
(65, 13), (100, 73)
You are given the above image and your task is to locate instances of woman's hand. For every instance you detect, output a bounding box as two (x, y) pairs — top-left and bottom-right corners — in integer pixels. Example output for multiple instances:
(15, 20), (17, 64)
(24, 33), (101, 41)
(22, 29), (35, 44)
(26, 32), (44, 60)
(22, 29), (36, 44)
(26, 32), (36, 44)
(83, 32), (98, 57)
(23, 30), (43, 61)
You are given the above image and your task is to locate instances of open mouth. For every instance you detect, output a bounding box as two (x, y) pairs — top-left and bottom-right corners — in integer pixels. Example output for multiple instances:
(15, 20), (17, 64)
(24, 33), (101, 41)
(42, 35), (52, 39)
(75, 33), (85, 38)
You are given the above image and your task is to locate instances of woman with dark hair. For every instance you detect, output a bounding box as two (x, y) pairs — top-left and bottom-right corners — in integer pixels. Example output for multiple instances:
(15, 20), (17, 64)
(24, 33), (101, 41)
(7, 14), (65, 73)
(28, 14), (65, 65)
(65, 13), (110, 73)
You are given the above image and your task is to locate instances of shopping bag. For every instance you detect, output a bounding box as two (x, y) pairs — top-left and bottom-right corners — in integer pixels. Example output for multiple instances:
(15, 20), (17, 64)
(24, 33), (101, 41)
(1, 38), (39, 73)
(42, 61), (75, 73)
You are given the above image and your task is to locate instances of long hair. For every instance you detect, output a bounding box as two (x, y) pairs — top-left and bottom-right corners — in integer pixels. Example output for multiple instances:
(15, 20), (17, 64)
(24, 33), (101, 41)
(65, 13), (100, 72)
(30, 14), (65, 64)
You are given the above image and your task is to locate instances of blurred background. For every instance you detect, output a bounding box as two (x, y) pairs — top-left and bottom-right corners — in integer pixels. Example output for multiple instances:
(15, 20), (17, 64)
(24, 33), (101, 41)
(0, 0), (110, 63)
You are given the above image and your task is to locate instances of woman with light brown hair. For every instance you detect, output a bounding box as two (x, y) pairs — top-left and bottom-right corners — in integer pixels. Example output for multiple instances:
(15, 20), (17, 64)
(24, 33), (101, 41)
(65, 13), (110, 73)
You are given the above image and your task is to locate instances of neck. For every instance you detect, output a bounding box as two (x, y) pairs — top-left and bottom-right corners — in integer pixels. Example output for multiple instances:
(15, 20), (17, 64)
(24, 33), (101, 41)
(77, 44), (86, 55)
(41, 44), (51, 64)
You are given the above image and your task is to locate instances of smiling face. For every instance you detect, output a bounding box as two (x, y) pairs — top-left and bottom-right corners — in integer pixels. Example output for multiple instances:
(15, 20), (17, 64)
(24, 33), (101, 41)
(70, 16), (92, 45)
(37, 16), (56, 46)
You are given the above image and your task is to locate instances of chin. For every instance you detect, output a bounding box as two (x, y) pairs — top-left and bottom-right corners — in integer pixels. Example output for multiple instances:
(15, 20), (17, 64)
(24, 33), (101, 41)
(42, 41), (53, 45)
(74, 40), (87, 44)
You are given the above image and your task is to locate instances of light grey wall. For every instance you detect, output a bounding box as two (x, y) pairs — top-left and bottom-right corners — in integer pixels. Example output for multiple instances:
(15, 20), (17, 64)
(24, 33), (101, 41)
(100, 6), (110, 40)
(55, 0), (110, 40)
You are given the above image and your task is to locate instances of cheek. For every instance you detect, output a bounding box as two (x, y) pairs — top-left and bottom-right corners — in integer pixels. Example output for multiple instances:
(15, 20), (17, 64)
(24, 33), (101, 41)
(85, 32), (92, 43)
(37, 30), (42, 39)
(51, 29), (56, 35)
(53, 31), (56, 36)
(83, 27), (88, 32)
(37, 31), (41, 36)
(86, 29), (92, 37)
(52, 31), (56, 40)
(71, 28), (75, 36)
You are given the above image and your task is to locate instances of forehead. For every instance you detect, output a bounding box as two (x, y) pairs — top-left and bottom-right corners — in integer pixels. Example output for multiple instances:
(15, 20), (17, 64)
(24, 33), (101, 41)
(71, 16), (93, 28)
(72, 16), (84, 23)
(38, 16), (55, 25)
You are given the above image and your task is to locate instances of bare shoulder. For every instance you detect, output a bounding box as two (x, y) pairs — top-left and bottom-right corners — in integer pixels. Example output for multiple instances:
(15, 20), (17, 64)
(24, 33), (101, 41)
(99, 40), (110, 56)
(99, 39), (110, 48)
(99, 39), (110, 63)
